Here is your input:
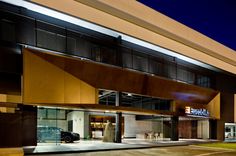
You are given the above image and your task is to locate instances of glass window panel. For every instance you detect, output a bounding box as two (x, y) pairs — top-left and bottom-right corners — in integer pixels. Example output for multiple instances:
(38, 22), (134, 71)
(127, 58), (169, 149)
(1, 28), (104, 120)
(133, 52), (148, 72)
(37, 29), (57, 50)
(177, 68), (195, 83)
(122, 47), (132, 68)
(164, 63), (176, 79)
(66, 36), (76, 54)
(91, 45), (101, 62)
(57, 109), (66, 120)
(47, 109), (57, 119)
(196, 75), (210, 87)
(149, 58), (163, 76)
(16, 16), (35, 46)
(187, 71), (195, 84)
(76, 37), (92, 59)
(56, 34), (66, 52)
(100, 47), (117, 65)
(38, 108), (46, 119)
(0, 19), (15, 42)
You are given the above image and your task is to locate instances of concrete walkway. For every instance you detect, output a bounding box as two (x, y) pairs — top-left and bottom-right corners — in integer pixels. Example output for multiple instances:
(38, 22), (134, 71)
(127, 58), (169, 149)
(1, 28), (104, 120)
(24, 139), (218, 155)
(26, 145), (236, 156)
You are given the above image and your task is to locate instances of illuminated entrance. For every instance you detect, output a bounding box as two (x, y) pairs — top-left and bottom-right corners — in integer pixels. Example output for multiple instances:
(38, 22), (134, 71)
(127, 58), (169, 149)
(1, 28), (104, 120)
(36, 106), (172, 147)
(225, 123), (236, 141)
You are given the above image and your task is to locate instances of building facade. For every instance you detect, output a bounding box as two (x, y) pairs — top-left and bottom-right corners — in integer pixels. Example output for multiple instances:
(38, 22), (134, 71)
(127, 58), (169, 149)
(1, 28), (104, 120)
(0, 0), (236, 149)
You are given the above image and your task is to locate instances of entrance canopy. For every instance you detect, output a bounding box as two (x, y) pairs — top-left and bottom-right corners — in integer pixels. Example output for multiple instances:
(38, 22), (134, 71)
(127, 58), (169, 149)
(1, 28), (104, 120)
(27, 48), (218, 105)
(22, 48), (220, 119)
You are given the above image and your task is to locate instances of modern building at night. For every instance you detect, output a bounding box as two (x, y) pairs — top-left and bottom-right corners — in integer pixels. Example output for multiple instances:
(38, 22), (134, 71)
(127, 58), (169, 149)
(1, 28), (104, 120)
(0, 0), (236, 150)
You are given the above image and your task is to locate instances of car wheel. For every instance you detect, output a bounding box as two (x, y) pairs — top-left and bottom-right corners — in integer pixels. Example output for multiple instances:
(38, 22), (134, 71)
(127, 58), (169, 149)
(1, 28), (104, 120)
(64, 136), (73, 143)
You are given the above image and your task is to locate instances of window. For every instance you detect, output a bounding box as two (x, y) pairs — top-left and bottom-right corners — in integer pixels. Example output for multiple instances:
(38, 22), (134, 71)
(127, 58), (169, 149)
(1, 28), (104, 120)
(132, 51), (148, 72)
(177, 68), (195, 84)
(100, 46), (117, 65)
(149, 57), (163, 76)
(38, 108), (66, 120)
(16, 16), (35, 45)
(196, 75), (210, 88)
(36, 21), (66, 52)
(164, 63), (176, 80)
(122, 47), (132, 68)
(67, 30), (93, 59)
(0, 19), (15, 42)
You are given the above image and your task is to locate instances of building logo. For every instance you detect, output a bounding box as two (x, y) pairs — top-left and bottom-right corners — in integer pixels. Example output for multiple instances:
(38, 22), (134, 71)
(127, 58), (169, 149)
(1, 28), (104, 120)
(185, 106), (209, 117)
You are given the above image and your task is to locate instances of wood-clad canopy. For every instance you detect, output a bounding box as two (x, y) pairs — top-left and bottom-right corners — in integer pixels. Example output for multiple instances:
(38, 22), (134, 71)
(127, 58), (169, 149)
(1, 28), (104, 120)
(29, 48), (218, 105)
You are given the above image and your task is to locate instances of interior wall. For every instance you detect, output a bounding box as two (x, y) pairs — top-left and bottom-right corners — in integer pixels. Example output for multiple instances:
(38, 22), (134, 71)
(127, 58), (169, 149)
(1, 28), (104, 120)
(162, 121), (170, 138)
(136, 121), (152, 134)
(124, 115), (162, 138)
(67, 111), (89, 138)
(23, 49), (98, 104)
(179, 120), (192, 138)
(124, 115), (137, 138)
(197, 120), (209, 139)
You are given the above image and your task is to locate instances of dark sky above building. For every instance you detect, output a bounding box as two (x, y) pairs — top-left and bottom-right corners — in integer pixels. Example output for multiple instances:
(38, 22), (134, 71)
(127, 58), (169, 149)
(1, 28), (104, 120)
(139, 0), (236, 51)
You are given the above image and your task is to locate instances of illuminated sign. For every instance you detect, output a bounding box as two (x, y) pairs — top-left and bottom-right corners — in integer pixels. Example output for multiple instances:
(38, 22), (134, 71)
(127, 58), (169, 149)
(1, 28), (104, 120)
(185, 106), (209, 117)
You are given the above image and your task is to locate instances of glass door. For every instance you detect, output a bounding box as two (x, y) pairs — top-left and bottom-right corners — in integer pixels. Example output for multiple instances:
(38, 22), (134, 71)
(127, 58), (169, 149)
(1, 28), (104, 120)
(225, 123), (236, 141)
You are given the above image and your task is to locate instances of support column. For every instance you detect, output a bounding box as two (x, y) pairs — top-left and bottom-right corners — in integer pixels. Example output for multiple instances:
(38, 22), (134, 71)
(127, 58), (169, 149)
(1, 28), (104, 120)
(115, 112), (122, 143)
(209, 119), (217, 139)
(115, 91), (122, 106)
(171, 116), (179, 141)
(115, 91), (122, 143)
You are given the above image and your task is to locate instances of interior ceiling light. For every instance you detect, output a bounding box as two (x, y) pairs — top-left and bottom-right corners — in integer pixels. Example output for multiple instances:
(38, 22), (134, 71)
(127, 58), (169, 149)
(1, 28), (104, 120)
(2, 0), (218, 71)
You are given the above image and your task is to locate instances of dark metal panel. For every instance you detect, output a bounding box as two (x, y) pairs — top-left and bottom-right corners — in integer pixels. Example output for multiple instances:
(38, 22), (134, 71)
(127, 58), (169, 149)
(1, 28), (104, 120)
(21, 105), (37, 146)
(0, 72), (21, 95)
(0, 10), (36, 46)
(0, 113), (22, 147)
(0, 43), (22, 74)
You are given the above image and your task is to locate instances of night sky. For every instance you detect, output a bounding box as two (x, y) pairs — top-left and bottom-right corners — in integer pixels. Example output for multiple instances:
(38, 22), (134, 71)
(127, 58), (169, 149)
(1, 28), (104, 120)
(139, 0), (236, 51)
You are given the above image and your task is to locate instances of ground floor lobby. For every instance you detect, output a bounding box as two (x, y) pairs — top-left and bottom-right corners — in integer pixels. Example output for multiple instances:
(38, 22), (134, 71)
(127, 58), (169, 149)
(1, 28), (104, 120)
(37, 106), (212, 143)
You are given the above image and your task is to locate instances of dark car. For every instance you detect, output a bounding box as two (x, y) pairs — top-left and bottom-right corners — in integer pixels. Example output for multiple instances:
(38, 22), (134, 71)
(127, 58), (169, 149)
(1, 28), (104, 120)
(37, 126), (80, 143)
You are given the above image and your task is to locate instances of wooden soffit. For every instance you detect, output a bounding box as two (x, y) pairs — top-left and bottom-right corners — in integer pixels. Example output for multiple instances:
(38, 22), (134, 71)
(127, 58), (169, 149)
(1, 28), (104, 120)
(28, 48), (219, 105)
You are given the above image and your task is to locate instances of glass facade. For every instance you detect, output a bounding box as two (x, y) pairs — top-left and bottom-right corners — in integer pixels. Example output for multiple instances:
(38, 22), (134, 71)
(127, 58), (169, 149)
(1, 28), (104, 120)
(0, 7), (214, 89)
(225, 123), (236, 141)
(37, 107), (170, 145)
(99, 90), (171, 111)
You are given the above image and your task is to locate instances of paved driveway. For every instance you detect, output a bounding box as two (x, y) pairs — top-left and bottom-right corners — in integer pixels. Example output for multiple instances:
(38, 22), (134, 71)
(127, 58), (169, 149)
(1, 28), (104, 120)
(26, 145), (236, 156)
